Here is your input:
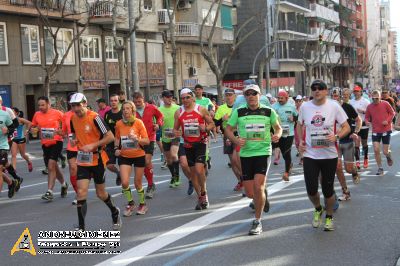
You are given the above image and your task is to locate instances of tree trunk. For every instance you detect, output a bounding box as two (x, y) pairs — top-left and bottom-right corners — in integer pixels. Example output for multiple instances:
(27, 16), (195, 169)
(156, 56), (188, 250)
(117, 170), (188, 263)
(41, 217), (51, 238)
(117, 48), (127, 95)
(170, 22), (179, 103)
(258, 63), (264, 94)
(216, 75), (224, 105)
(44, 74), (51, 98)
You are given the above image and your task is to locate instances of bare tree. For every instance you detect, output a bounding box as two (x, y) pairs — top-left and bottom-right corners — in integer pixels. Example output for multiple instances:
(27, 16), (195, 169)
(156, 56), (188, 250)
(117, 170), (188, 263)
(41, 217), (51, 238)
(34, 0), (93, 97)
(111, 0), (143, 96)
(199, 0), (263, 103)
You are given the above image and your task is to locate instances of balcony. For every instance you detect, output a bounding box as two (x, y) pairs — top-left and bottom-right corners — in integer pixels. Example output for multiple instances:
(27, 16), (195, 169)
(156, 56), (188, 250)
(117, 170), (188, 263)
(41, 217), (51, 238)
(305, 3), (340, 24)
(0, 0), (78, 18)
(222, 29), (234, 41)
(89, 0), (127, 24)
(277, 15), (308, 38)
(279, 0), (310, 13)
(158, 9), (174, 25)
(175, 23), (199, 37)
(278, 41), (310, 62)
(310, 27), (340, 44)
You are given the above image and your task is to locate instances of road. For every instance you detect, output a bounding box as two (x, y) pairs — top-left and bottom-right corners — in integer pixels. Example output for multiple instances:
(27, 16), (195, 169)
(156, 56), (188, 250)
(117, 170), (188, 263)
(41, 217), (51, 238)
(1, 134), (400, 266)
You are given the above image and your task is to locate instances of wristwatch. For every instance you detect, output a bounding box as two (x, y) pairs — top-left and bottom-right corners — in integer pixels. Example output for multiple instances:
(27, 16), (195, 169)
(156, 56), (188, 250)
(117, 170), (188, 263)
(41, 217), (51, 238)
(335, 134), (340, 141)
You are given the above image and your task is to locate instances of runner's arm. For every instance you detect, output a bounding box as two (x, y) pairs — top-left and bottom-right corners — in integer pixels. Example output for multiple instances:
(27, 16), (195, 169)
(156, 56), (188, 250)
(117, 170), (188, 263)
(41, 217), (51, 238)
(201, 107), (215, 132)
(173, 110), (181, 137)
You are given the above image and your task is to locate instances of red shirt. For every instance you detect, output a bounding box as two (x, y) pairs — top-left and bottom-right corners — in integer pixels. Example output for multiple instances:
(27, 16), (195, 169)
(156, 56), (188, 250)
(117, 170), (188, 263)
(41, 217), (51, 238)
(178, 104), (208, 145)
(365, 101), (395, 133)
(62, 111), (78, 152)
(135, 103), (163, 141)
(32, 108), (64, 147)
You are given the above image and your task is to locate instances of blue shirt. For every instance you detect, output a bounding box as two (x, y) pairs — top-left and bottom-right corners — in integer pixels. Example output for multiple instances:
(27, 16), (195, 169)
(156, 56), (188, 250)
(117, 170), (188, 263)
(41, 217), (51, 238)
(0, 110), (12, 149)
(272, 102), (298, 136)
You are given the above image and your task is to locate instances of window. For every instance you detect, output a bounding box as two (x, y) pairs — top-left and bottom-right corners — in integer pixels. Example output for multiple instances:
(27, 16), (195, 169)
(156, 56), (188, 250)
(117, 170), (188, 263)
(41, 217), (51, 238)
(144, 0), (152, 11)
(0, 22), (8, 64)
(45, 28), (75, 65)
(185, 52), (192, 66)
(21, 25), (40, 64)
(105, 37), (123, 61)
(202, 9), (217, 26)
(80, 35), (101, 61)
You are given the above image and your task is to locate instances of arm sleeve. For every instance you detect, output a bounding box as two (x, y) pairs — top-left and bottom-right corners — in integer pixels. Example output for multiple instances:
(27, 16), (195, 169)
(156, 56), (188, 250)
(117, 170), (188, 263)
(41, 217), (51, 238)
(31, 113), (38, 127)
(93, 115), (110, 137)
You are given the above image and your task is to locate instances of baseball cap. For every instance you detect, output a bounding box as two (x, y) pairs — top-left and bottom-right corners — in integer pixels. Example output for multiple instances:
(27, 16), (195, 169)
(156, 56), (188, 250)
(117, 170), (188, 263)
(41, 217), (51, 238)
(69, 93), (87, 104)
(224, 88), (235, 94)
(353, 86), (362, 92)
(295, 95), (302, 100)
(311, 80), (327, 89)
(243, 79), (257, 86)
(266, 93), (272, 98)
(162, 90), (173, 97)
(243, 84), (261, 94)
(180, 88), (194, 96)
(96, 98), (106, 103)
(277, 90), (288, 98)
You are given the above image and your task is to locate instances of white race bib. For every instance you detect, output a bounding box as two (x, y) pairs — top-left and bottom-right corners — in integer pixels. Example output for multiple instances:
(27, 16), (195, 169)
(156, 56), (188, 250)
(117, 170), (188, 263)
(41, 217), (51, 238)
(184, 123), (200, 137)
(41, 128), (55, 140)
(77, 151), (93, 164)
(164, 128), (175, 139)
(282, 125), (290, 137)
(245, 123), (265, 141)
(310, 129), (330, 148)
(121, 136), (138, 149)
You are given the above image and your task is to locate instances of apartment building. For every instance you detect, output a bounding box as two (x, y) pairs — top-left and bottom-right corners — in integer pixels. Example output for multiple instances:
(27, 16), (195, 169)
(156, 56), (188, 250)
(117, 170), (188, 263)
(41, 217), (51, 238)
(380, 0), (391, 88)
(366, 0), (382, 90)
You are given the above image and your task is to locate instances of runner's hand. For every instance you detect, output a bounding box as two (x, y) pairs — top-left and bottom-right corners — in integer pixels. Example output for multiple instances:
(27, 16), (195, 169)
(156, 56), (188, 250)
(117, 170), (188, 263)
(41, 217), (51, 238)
(299, 141), (306, 153)
(326, 133), (336, 143)
(174, 129), (182, 137)
(1, 127), (7, 135)
(153, 124), (159, 131)
(382, 120), (388, 126)
(199, 124), (206, 132)
(350, 133), (358, 141)
(115, 149), (121, 157)
(235, 137), (246, 147)
(271, 134), (280, 143)
(81, 143), (97, 152)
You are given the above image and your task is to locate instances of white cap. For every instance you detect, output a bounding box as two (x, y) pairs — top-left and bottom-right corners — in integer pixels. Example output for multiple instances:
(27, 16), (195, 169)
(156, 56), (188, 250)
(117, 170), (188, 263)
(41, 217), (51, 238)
(266, 93), (272, 98)
(243, 84), (261, 94)
(295, 95), (302, 100)
(69, 93), (87, 104)
(180, 88), (194, 96)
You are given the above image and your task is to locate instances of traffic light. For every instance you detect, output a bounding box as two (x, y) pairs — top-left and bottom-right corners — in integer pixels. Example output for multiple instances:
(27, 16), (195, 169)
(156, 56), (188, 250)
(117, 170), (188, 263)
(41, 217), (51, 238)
(318, 34), (323, 45)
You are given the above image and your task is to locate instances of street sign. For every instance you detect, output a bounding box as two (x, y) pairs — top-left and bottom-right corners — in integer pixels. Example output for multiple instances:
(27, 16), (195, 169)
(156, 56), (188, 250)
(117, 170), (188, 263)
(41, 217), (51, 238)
(249, 75), (258, 79)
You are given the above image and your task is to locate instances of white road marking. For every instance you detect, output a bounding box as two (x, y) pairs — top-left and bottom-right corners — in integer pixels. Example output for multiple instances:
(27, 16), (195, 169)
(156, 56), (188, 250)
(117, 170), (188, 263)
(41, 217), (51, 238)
(96, 174), (304, 266)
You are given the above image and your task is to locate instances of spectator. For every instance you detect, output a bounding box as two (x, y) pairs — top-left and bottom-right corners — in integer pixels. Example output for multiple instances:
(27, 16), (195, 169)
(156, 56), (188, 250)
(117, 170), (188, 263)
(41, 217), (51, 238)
(96, 98), (111, 119)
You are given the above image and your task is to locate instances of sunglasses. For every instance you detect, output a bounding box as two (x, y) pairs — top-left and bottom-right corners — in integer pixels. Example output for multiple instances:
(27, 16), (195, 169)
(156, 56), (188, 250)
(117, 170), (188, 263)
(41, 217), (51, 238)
(372, 98), (379, 100)
(181, 96), (192, 100)
(244, 91), (258, 96)
(311, 86), (326, 91)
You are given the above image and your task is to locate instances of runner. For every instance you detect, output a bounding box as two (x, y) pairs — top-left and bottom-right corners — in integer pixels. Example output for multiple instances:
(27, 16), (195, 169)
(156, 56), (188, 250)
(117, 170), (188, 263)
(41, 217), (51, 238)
(365, 89), (395, 175)
(225, 84), (281, 235)
(214, 88), (242, 191)
(350, 85), (371, 169)
(114, 101), (150, 216)
(331, 88), (362, 201)
(62, 92), (79, 205)
(10, 107), (32, 172)
(297, 80), (350, 231)
(104, 94), (123, 186)
(69, 93), (121, 231)
(294, 95), (304, 164)
(30, 96), (68, 201)
(132, 91), (163, 199)
(272, 90), (298, 181)
(174, 88), (215, 210)
(159, 90), (181, 187)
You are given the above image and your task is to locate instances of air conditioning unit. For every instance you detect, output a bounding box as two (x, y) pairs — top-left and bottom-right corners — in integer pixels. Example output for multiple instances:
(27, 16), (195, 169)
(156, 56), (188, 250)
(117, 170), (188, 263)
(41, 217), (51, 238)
(189, 66), (198, 76)
(178, 0), (191, 10)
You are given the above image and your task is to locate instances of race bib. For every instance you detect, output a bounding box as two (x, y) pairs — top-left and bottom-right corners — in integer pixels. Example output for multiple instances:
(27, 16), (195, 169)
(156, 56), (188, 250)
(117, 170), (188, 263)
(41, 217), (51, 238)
(184, 122), (200, 137)
(41, 128), (55, 140)
(164, 128), (175, 139)
(245, 124), (265, 141)
(310, 130), (330, 148)
(282, 125), (290, 137)
(77, 151), (93, 164)
(121, 136), (138, 149)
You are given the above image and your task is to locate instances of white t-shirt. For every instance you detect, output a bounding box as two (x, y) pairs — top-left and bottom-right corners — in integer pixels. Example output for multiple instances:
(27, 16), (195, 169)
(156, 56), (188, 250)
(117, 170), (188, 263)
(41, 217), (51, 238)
(298, 99), (348, 159)
(350, 97), (370, 128)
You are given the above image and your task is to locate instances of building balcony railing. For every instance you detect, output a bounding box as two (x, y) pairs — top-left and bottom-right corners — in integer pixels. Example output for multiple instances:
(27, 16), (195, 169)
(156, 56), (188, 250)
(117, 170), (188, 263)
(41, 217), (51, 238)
(305, 3), (340, 24)
(4, 0), (75, 12)
(278, 20), (308, 35)
(175, 22), (199, 37)
(222, 29), (234, 41)
(310, 27), (340, 44)
(158, 9), (174, 24)
(89, 0), (127, 24)
(279, 0), (310, 13)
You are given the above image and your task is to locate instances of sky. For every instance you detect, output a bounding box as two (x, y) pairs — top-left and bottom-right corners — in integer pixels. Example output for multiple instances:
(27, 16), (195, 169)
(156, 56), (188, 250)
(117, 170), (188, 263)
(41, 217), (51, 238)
(390, 0), (400, 61)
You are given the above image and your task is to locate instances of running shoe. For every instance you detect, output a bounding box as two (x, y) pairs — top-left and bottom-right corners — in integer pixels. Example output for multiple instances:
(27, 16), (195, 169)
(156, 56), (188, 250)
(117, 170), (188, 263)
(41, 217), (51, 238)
(195, 197), (202, 210)
(363, 158), (369, 169)
(173, 176), (181, 187)
(61, 156), (67, 169)
(161, 161), (168, 169)
(112, 207), (122, 230)
(356, 161), (361, 170)
(324, 217), (334, 231)
(352, 173), (360, 184)
(136, 203), (148, 215)
(72, 198), (77, 205)
(61, 183), (69, 198)
(187, 181), (194, 196)
(312, 208), (324, 228)
(27, 161), (33, 172)
(233, 182), (243, 192)
(41, 191), (54, 201)
(145, 184), (156, 199)
(273, 159), (279, 165)
(376, 167), (384, 176)
(386, 152), (393, 167)
(338, 189), (351, 201)
(282, 172), (289, 182)
(15, 177), (23, 192)
(42, 167), (48, 175)
(248, 220), (262, 235)
(169, 177), (175, 188)
(116, 173), (121, 186)
(123, 203), (136, 217)
(296, 152), (300, 157)
(8, 180), (16, 198)
(227, 162), (232, 168)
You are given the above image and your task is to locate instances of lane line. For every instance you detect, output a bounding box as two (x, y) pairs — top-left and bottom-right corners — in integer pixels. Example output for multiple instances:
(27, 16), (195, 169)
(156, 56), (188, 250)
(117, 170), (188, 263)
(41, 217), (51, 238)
(96, 175), (304, 266)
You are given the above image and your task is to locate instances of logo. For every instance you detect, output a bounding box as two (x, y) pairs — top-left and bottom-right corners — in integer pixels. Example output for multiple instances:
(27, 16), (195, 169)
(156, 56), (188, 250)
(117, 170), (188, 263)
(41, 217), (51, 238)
(310, 115), (325, 127)
(11, 227), (36, 256)
(84, 124), (91, 133)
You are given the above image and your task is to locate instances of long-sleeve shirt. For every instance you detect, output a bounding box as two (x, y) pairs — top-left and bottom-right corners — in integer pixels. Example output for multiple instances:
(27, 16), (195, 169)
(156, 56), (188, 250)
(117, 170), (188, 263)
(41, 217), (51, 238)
(365, 101), (395, 133)
(135, 103), (163, 141)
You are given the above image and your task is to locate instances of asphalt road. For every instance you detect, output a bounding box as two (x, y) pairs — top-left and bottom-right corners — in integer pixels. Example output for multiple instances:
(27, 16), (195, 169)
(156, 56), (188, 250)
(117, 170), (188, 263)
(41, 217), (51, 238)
(1, 134), (400, 266)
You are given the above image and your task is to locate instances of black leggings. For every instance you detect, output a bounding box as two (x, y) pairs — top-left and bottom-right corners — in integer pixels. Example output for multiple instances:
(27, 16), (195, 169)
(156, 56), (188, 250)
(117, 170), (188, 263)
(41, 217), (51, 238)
(303, 157), (337, 198)
(278, 136), (294, 172)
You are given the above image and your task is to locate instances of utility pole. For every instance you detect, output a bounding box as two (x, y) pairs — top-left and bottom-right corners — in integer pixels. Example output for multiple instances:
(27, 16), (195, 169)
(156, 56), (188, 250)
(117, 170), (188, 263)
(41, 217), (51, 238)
(265, 0), (271, 94)
(128, 0), (140, 94)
